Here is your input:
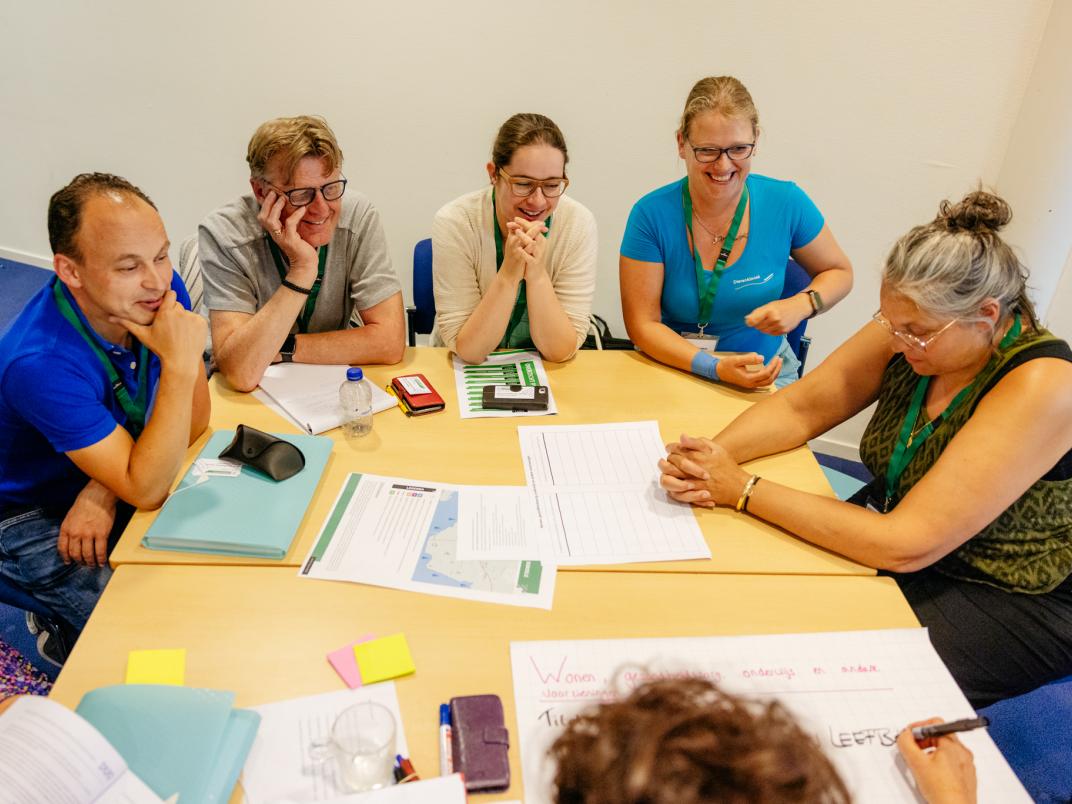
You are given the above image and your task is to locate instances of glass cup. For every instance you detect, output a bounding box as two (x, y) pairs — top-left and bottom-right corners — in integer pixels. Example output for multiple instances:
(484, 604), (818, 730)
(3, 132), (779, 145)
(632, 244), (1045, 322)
(310, 701), (397, 792)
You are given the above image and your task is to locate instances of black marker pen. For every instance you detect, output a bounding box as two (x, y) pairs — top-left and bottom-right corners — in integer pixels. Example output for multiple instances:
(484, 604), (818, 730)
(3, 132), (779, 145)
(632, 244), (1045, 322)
(912, 716), (989, 741)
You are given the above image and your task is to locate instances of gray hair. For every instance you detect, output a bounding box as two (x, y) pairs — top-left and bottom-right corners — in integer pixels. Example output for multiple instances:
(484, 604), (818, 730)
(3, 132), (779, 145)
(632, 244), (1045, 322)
(883, 190), (1037, 327)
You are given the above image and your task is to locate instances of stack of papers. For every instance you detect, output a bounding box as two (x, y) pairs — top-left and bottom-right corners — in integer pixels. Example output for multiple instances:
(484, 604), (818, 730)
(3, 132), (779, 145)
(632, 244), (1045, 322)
(452, 350), (557, 419)
(258, 363), (398, 434)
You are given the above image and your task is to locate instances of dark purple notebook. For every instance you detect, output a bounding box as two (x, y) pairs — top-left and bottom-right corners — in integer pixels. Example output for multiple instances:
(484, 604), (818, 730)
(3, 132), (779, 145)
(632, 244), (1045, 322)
(449, 694), (510, 792)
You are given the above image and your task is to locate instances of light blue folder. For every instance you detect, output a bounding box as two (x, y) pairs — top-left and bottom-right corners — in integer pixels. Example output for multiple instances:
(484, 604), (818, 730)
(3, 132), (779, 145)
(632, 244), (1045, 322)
(142, 429), (333, 558)
(76, 685), (260, 803)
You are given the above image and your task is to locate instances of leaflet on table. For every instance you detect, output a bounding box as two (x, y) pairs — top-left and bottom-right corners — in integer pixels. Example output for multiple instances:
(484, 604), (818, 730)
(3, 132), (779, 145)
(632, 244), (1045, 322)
(241, 685), (409, 804)
(452, 350), (557, 419)
(0, 696), (163, 803)
(257, 363), (398, 434)
(510, 629), (1030, 804)
(298, 473), (557, 609)
(505, 421), (709, 566)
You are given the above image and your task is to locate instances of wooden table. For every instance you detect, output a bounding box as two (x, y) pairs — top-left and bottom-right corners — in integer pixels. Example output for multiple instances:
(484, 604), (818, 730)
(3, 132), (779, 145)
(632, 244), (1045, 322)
(50, 565), (917, 801)
(110, 348), (869, 575)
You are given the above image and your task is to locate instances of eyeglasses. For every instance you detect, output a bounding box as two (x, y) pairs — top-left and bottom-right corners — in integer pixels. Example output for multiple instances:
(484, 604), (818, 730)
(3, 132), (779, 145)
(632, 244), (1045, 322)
(264, 178), (348, 207)
(872, 310), (959, 352)
(498, 168), (569, 198)
(685, 139), (755, 163)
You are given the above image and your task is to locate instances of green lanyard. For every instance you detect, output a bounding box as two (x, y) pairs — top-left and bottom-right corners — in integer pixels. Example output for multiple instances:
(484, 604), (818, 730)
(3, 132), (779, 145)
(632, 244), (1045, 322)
(883, 314), (1023, 511)
(52, 280), (150, 437)
(268, 240), (327, 334)
(491, 190), (552, 349)
(682, 178), (749, 331)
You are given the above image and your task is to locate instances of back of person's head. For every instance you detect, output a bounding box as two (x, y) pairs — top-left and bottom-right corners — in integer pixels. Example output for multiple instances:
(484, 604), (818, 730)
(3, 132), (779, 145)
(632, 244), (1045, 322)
(679, 76), (760, 139)
(48, 172), (156, 260)
(246, 115), (343, 183)
(550, 677), (850, 804)
(490, 113), (569, 171)
(883, 189), (1037, 326)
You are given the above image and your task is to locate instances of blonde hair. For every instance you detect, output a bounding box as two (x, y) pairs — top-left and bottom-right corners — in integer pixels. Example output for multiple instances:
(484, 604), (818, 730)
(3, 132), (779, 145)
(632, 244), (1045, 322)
(678, 76), (760, 138)
(246, 115), (343, 182)
(883, 189), (1038, 327)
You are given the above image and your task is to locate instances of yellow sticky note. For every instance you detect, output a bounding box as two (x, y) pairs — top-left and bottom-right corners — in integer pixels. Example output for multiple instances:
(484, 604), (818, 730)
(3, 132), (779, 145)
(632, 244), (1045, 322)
(353, 633), (415, 685)
(126, 648), (186, 686)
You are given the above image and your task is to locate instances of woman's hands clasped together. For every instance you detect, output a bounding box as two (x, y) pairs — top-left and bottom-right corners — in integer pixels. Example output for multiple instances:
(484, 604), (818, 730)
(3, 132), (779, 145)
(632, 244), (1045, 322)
(658, 435), (751, 509)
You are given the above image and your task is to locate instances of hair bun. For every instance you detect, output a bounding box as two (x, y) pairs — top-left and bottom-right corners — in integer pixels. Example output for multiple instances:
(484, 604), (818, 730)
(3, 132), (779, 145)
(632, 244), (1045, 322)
(937, 190), (1012, 233)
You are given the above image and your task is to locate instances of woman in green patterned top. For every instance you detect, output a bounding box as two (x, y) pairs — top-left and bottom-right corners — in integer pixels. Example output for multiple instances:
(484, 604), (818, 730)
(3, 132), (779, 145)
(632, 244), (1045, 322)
(658, 190), (1072, 707)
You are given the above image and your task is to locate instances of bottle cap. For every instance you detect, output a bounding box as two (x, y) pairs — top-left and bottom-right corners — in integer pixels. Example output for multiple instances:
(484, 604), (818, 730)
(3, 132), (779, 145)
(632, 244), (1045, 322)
(346, 367), (364, 381)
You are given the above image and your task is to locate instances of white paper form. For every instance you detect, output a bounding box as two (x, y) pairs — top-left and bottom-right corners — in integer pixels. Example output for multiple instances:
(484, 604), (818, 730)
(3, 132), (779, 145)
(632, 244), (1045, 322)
(241, 686), (409, 804)
(298, 473), (556, 609)
(452, 350), (557, 419)
(318, 774), (467, 803)
(0, 696), (162, 804)
(510, 629), (1029, 804)
(517, 421), (709, 565)
(257, 363), (397, 434)
(456, 485), (548, 561)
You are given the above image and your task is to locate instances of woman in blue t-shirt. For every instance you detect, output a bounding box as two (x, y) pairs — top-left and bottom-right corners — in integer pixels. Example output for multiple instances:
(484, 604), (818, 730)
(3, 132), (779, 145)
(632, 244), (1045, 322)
(620, 76), (853, 389)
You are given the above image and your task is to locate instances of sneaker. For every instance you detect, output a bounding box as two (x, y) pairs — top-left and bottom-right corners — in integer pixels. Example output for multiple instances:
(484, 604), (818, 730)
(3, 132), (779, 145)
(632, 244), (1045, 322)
(25, 611), (69, 667)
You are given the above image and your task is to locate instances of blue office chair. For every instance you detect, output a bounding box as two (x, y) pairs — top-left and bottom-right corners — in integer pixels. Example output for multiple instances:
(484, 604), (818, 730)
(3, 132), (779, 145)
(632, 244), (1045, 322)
(0, 575), (71, 665)
(779, 258), (813, 377)
(405, 238), (435, 347)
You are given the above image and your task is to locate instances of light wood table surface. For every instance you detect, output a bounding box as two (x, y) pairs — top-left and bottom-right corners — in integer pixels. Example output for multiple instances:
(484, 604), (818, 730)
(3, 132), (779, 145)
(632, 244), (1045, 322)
(51, 565), (917, 801)
(110, 348), (869, 576)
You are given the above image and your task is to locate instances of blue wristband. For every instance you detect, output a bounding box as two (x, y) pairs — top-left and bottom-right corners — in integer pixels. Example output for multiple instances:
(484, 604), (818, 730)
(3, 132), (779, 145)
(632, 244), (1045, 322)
(691, 351), (720, 381)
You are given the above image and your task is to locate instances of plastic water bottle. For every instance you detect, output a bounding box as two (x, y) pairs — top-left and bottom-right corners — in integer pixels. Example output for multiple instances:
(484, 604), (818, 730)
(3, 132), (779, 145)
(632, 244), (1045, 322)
(339, 367), (373, 441)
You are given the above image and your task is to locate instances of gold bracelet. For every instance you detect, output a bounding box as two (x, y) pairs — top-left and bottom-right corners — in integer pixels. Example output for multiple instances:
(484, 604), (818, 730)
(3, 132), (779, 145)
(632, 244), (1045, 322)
(735, 474), (761, 512)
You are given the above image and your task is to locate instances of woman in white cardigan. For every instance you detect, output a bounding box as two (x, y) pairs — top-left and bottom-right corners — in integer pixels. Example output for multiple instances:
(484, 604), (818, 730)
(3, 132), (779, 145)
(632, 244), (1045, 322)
(430, 113), (597, 363)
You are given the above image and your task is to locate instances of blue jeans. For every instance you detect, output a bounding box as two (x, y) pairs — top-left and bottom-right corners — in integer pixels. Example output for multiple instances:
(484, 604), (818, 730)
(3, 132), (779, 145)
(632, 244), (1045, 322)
(0, 507), (118, 631)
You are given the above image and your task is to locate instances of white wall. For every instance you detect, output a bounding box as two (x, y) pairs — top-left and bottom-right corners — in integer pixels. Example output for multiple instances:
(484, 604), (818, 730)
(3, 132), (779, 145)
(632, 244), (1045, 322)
(0, 0), (1054, 449)
(994, 0), (1072, 331)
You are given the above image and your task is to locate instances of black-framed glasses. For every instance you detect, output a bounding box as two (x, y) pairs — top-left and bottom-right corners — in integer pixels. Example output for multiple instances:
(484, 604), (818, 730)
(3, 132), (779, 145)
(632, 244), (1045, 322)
(498, 168), (569, 198)
(872, 309), (959, 352)
(265, 178), (348, 207)
(685, 139), (755, 163)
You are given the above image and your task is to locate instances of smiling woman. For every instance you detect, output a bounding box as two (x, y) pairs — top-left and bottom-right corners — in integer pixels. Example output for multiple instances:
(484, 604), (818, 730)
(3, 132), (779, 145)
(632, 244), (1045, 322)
(659, 189), (1072, 708)
(430, 113), (597, 364)
(620, 76), (854, 390)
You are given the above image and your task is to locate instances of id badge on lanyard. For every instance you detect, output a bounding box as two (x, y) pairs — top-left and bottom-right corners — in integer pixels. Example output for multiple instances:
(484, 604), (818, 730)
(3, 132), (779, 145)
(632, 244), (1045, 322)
(682, 329), (719, 352)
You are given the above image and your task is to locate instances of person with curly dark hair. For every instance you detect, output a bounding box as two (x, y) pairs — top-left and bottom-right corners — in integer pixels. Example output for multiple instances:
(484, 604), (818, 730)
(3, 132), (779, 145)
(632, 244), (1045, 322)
(549, 678), (977, 804)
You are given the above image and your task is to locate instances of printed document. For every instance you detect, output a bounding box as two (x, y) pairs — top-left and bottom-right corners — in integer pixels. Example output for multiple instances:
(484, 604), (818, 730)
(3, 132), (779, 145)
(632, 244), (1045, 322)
(242, 685), (408, 803)
(0, 696), (162, 803)
(510, 629), (1029, 804)
(452, 350), (557, 419)
(298, 473), (556, 609)
(516, 421), (709, 565)
(257, 363), (397, 434)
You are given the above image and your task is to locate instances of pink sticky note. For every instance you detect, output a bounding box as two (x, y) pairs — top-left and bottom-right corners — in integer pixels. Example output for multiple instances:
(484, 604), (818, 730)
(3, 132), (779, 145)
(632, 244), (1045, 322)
(328, 634), (375, 688)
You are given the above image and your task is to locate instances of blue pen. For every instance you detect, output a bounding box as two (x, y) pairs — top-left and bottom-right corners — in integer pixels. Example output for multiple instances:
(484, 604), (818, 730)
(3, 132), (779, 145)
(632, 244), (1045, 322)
(439, 703), (454, 775)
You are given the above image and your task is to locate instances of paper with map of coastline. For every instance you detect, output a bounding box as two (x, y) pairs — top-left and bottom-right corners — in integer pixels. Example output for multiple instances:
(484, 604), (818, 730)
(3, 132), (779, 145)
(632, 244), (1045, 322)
(298, 473), (556, 609)
(510, 628), (1029, 804)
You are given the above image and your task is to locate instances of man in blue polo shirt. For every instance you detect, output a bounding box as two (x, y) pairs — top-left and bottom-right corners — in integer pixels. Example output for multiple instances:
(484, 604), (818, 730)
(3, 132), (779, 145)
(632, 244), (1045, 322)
(0, 173), (209, 655)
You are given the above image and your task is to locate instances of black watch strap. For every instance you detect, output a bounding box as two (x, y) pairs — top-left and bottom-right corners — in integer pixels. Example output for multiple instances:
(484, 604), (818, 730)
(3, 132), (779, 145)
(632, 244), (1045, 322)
(280, 333), (297, 362)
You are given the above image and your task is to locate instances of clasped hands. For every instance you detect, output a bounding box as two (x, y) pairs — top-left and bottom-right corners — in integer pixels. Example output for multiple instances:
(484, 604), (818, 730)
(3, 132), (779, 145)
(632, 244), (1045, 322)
(658, 435), (751, 509)
(501, 217), (549, 282)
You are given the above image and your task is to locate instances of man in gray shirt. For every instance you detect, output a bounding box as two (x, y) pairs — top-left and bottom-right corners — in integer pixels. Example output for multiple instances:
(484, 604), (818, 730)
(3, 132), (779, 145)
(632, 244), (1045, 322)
(199, 115), (404, 391)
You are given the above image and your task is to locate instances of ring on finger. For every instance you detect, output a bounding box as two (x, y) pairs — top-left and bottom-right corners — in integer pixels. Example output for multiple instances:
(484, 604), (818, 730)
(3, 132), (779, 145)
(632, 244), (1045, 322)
(272, 228), (282, 236)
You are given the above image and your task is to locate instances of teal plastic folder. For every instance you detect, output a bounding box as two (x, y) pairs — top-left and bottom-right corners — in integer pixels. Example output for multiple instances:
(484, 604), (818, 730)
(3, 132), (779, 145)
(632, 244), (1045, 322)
(76, 685), (261, 803)
(142, 429), (333, 558)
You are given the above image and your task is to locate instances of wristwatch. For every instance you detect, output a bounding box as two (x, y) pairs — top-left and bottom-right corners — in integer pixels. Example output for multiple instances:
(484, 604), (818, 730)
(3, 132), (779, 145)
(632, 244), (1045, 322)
(803, 289), (825, 318)
(280, 333), (297, 363)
